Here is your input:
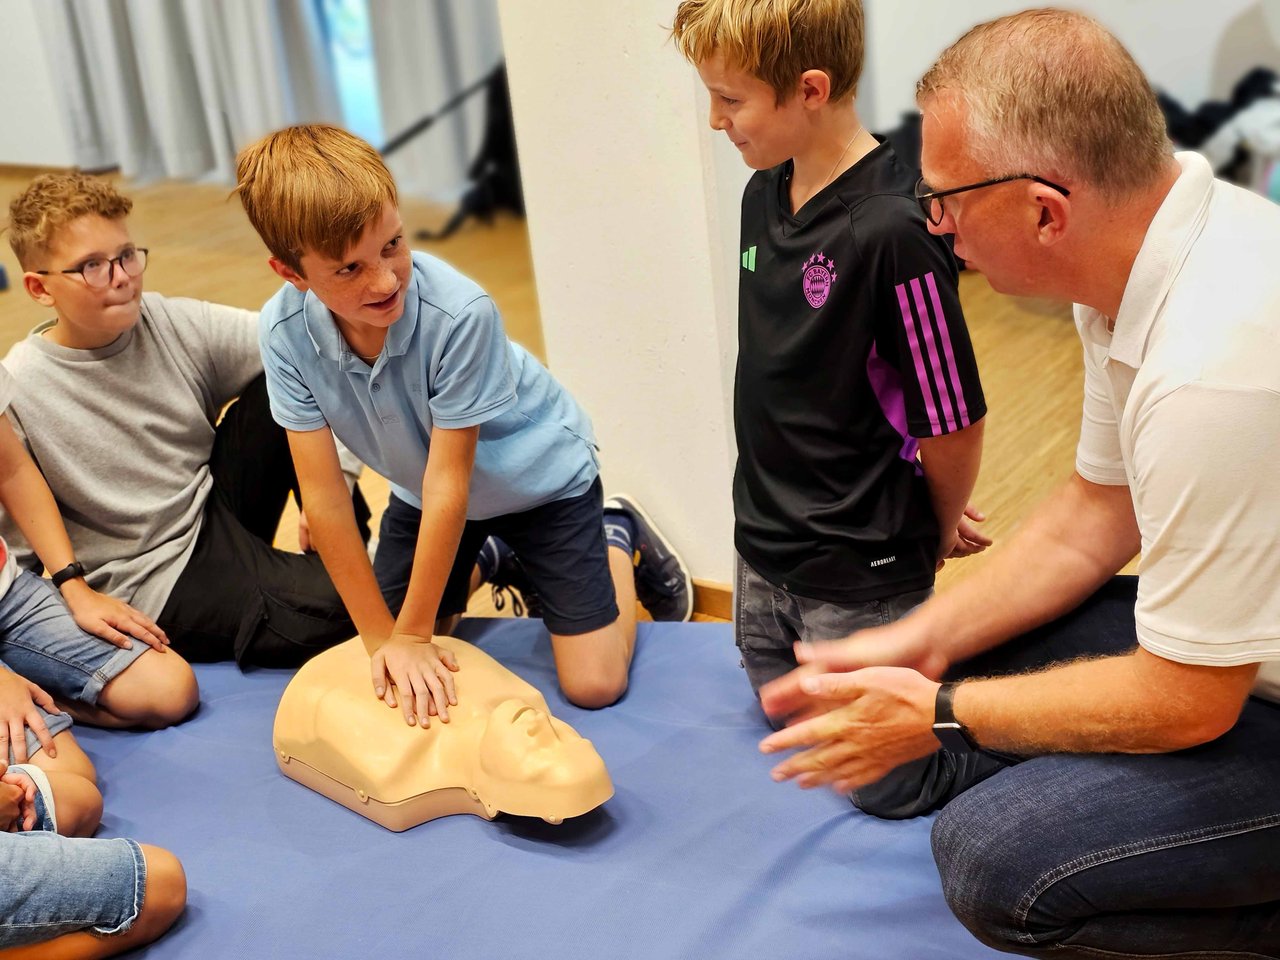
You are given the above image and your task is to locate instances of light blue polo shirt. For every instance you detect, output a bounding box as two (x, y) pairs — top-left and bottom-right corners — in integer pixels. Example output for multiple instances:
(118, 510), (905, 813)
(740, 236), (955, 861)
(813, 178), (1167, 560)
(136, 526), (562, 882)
(259, 251), (599, 519)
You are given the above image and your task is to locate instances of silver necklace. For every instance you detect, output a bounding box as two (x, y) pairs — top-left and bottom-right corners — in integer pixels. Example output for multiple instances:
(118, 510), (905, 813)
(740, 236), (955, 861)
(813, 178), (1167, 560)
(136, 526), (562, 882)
(819, 124), (864, 190)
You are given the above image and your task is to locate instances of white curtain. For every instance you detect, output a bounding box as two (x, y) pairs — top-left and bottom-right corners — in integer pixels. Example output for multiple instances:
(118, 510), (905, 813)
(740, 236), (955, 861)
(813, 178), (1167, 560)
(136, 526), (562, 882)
(36, 0), (341, 183)
(370, 0), (504, 201)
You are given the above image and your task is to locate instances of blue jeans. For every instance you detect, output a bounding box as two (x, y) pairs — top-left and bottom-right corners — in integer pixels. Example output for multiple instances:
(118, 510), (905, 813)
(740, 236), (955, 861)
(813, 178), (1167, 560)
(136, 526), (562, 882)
(734, 553), (931, 718)
(904, 577), (1280, 957)
(0, 830), (145, 948)
(0, 571), (148, 760)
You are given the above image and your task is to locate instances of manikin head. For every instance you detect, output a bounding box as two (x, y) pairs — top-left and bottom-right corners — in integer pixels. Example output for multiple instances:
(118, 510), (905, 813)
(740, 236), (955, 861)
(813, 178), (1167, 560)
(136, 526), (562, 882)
(274, 638), (613, 831)
(672, 0), (866, 171)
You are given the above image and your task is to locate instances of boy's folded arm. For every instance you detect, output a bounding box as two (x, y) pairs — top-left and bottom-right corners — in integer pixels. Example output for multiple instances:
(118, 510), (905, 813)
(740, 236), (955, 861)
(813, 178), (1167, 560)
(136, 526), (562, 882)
(286, 426), (396, 647)
(916, 417), (986, 560)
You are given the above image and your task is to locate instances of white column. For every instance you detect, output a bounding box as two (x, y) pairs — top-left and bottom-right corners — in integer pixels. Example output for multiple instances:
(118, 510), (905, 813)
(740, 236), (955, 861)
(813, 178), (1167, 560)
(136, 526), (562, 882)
(498, 0), (748, 582)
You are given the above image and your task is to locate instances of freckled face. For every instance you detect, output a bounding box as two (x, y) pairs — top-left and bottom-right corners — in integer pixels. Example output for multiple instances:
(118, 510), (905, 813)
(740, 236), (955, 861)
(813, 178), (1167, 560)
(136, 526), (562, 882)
(294, 201), (412, 330)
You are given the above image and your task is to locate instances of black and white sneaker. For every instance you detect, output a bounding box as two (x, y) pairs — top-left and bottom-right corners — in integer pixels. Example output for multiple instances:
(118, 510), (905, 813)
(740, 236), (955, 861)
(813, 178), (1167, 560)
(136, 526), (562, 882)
(479, 537), (544, 619)
(603, 494), (693, 622)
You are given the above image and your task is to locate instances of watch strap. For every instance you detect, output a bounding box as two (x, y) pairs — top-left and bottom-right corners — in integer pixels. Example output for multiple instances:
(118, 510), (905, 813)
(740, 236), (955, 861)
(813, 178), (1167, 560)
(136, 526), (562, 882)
(50, 561), (86, 589)
(932, 681), (978, 753)
(935, 681), (960, 725)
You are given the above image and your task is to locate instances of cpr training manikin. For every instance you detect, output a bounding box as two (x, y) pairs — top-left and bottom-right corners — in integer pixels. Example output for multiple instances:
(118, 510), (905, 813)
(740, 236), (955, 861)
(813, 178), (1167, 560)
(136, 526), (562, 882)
(274, 637), (614, 831)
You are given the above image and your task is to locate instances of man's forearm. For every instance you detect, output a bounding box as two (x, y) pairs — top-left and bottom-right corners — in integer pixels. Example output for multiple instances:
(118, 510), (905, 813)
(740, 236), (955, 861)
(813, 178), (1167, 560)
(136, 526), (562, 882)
(953, 648), (1258, 754)
(917, 472), (1141, 666)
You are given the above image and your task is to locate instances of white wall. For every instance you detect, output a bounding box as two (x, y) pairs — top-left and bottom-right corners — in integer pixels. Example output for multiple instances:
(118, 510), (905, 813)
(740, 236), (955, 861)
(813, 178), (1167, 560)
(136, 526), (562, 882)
(498, 0), (742, 581)
(861, 0), (1280, 132)
(487, 0), (1280, 583)
(0, 0), (75, 167)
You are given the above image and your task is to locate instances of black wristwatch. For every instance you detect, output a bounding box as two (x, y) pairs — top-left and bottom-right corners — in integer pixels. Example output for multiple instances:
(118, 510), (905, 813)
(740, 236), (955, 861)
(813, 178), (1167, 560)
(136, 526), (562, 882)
(932, 682), (979, 753)
(50, 561), (86, 589)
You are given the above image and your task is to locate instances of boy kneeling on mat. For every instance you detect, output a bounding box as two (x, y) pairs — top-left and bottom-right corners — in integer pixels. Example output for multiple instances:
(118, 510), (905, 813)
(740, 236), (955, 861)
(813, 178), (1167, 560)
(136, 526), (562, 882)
(235, 124), (691, 723)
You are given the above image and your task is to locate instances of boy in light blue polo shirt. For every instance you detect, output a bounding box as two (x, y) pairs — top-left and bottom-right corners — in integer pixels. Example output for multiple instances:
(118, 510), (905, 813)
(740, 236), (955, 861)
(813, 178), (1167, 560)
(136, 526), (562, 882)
(236, 124), (691, 722)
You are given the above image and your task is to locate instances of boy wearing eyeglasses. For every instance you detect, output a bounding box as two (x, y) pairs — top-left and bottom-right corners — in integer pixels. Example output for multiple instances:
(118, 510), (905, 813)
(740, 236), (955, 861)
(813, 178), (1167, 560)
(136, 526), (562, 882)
(672, 1), (988, 732)
(1, 172), (368, 668)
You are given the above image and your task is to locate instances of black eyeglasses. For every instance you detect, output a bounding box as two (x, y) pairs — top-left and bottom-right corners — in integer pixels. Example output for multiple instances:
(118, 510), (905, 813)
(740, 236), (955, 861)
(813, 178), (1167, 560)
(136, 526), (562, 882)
(35, 247), (149, 288)
(914, 175), (1070, 226)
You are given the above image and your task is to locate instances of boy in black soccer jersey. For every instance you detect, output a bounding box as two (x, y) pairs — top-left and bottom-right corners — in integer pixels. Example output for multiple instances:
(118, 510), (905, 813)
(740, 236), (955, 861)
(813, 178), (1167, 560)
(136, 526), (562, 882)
(673, 0), (989, 707)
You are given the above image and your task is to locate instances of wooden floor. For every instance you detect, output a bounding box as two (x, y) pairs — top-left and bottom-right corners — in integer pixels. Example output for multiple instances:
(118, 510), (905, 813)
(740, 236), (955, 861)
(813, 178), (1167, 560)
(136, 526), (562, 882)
(0, 169), (1118, 621)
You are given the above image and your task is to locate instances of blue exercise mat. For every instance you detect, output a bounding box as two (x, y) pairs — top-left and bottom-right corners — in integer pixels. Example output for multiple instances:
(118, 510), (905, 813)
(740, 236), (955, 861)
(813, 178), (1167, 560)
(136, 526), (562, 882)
(77, 619), (1000, 959)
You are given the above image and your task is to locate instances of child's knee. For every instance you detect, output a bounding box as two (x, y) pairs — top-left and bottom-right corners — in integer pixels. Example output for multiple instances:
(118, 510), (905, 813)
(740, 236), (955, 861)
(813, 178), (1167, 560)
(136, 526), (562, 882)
(34, 731), (97, 784)
(135, 845), (187, 938)
(135, 658), (199, 728)
(107, 651), (200, 728)
(153, 658), (199, 725)
(559, 668), (628, 710)
(851, 755), (948, 821)
(44, 770), (104, 837)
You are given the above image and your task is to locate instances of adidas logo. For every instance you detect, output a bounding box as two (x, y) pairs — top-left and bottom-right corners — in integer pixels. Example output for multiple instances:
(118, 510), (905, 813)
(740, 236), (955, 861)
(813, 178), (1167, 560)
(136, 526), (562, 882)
(741, 245), (757, 272)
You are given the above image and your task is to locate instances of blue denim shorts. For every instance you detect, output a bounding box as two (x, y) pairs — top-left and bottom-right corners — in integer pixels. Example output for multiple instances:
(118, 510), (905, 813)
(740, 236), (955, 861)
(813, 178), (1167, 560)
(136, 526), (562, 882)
(0, 571), (148, 760)
(0, 825), (145, 948)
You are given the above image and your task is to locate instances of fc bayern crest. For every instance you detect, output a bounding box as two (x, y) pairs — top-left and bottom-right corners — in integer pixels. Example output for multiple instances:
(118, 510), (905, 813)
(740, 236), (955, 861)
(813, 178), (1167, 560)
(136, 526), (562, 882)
(802, 251), (838, 308)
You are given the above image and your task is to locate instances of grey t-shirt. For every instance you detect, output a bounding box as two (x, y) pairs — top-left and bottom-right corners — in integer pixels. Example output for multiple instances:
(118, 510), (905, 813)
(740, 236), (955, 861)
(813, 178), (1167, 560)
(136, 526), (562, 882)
(0, 293), (262, 616)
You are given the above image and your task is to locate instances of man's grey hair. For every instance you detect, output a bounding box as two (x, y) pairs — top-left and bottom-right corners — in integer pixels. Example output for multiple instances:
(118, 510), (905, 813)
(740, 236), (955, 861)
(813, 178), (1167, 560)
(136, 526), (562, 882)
(917, 9), (1173, 197)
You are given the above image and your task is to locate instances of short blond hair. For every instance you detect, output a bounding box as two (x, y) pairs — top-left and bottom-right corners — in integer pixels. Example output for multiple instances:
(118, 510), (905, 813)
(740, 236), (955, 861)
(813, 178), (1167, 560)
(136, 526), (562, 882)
(6, 173), (133, 270)
(671, 0), (865, 103)
(917, 9), (1172, 198)
(234, 124), (398, 274)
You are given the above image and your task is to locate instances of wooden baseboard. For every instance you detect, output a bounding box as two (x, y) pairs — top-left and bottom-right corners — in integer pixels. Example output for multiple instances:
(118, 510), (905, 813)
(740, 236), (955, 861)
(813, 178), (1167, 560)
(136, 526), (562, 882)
(692, 578), (731, 621)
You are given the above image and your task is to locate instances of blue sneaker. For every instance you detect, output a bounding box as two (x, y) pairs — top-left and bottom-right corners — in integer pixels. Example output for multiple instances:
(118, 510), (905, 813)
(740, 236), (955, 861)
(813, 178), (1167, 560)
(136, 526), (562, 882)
(479, 537), (544, 619)
(603, 494), (693, 622)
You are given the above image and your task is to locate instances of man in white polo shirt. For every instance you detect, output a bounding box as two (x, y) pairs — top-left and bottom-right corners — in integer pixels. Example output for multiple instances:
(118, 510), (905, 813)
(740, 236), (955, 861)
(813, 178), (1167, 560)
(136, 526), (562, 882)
(755, 9), (1280, 957)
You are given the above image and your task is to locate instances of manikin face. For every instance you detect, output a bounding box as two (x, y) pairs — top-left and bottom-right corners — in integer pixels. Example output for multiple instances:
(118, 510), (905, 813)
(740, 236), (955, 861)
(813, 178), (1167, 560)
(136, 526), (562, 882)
(476, 698), (612, 814)
(273, 200), (413, 333)
(696, 52), (809, 171)
(24, 215), (145, 348)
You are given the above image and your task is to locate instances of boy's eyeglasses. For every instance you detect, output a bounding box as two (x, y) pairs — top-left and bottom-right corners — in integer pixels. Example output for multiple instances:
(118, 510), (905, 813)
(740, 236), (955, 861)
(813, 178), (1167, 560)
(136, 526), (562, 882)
(35, 247), (149, 288)
(914, 175), (1071, 226)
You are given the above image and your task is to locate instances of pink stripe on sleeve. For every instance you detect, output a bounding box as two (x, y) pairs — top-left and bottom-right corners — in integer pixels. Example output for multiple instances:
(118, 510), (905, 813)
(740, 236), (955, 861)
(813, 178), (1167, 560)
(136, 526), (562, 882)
(896, 282), (940, 432)
(910, 277), (957, 432)
(926, 272), (971, 427)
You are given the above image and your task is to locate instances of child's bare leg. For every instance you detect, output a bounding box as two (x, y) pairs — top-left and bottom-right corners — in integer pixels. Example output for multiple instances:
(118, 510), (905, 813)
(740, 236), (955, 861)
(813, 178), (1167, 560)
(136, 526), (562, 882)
(26, 730), (95, 784)
(57, 650), (198, 730)
(549, 546), (637, 708)
(40, 770), (103, 837)
(0, 845), (187, 960)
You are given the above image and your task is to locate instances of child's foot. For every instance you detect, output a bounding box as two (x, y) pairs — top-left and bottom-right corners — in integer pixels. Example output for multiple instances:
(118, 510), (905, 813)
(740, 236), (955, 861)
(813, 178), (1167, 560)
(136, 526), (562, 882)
(478, 537), (544, 619)
(603, 494), (693, 622)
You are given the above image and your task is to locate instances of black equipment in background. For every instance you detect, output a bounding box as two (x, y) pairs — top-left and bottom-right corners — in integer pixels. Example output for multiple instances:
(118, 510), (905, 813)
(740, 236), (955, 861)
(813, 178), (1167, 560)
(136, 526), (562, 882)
(380, 63), (525, 242)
